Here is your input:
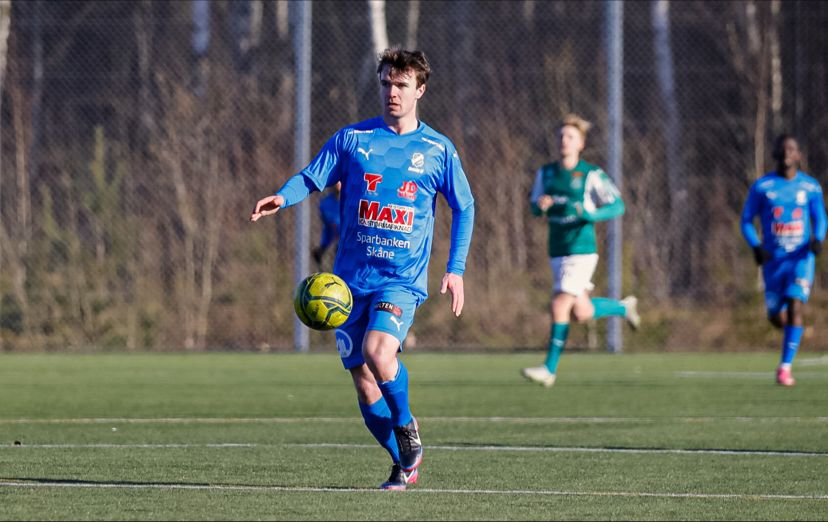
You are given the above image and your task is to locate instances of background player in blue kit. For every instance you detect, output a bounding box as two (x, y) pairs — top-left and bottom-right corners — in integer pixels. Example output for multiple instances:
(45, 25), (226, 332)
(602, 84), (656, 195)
(250, 49), (475, 490)
(741, 134), (827, 386)
(312, 181), (341, 270)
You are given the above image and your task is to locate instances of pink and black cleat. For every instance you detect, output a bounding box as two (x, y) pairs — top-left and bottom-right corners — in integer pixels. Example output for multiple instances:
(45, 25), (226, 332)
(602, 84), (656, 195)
(393, 417), (423, 472)
(380, 463), (419, 491)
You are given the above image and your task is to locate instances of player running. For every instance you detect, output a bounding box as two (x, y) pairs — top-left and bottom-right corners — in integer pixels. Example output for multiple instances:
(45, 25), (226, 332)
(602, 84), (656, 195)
(740, 134), (826, 386)
(521, 114), (639, 387)
(250, 49), (475, 489)
(312, 182), (341, 270)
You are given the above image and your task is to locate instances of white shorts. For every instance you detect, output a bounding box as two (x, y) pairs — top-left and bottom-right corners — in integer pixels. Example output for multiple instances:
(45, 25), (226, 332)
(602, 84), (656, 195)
(550, 254), (599, 296)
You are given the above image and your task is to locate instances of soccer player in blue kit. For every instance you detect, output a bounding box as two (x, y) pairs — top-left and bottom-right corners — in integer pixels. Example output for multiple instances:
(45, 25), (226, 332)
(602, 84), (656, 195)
(250, 49), (475, 489)
(741, 134), (827, 386)
(312, 181), (341, 270)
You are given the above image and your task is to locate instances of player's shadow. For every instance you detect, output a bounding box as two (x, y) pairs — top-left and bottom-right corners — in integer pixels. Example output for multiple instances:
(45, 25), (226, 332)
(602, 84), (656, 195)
(4, 477), (361, 491)
(5, 477), (214, 488)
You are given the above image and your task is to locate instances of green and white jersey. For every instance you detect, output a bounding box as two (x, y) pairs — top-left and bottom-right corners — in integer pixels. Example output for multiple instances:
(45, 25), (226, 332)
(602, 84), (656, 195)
(530, 159), (624, 257)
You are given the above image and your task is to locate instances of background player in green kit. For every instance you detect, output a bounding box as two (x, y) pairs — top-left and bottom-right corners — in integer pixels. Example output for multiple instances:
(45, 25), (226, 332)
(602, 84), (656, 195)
(522, 114), (640, 387)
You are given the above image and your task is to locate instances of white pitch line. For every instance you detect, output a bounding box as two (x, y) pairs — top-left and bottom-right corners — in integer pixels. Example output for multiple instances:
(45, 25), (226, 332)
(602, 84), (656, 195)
(675, 371), (828, 379)
(0, 481), (825, 501)
(797, 355), (828, 367)
(293, 443), (828, 458)
(5, 442), (826, 458)
(1, 416), (827, 425)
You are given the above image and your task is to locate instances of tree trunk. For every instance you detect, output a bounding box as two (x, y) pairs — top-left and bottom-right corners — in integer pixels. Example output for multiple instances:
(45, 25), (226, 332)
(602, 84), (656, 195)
(652, 0), (689, 295)
(134, 0), (154, 134)
(275, 0), (288, 41)
(769, 0), (782, 135)
(368, 0), (389, 56)
(405, 0), (420, 50)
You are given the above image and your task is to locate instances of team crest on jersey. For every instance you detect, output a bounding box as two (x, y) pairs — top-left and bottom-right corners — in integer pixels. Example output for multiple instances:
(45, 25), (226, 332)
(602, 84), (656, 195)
(397, 181), (418, 201)
(792, 207), (803, 219)
(773, 206), (783, 219)
(358, 199), (415, 233)
(364, 173), (383, 193)
(797, 191), (807, 205)
(570, 172), (584, 189)
(408, 152), (425, 174)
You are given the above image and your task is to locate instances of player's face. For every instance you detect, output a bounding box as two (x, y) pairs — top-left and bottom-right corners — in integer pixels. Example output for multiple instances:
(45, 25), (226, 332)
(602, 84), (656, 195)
(779, 138), (801, 169)
(558, 125), (585, 159)
(379, 66), (425, 122)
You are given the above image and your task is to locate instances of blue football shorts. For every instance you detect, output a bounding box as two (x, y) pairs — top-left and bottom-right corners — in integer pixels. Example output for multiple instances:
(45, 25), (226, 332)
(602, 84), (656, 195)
(334, 287), (421, 370)
(762, 252), (815, 315)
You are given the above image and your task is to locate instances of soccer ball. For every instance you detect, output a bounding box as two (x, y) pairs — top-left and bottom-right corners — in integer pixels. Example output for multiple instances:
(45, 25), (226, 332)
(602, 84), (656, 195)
(293, 272), (353, 330)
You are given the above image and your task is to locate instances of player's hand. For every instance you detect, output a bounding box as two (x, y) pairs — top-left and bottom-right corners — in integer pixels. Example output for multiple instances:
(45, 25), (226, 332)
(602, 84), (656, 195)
(810, 239), (823, 255)
(440, 273), (465, 317)
(536, 195), (553, 212)
(752, 246), (771, 265)
(250, 195), (284, 222)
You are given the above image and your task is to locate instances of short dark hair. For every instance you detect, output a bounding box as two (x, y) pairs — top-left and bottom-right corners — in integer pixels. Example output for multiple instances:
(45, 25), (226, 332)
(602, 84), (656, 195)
(376, 48), (431, 87)
(772, 133), (797, 162)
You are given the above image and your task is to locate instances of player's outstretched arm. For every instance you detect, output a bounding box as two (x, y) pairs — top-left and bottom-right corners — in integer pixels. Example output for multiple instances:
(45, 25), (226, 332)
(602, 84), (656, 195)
(250, 194), (285, 222)
(440, 273), (464, 317)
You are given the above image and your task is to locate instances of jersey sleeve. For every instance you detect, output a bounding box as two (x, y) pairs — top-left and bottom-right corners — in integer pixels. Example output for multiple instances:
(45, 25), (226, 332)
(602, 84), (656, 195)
(529, 168), (545, 217)
(581, 169), (625, 222)
(810, 183), (828, 242)
(276, 131), (347, 208)
(740, 182), (762, 248)
(439, 147), (475, 275)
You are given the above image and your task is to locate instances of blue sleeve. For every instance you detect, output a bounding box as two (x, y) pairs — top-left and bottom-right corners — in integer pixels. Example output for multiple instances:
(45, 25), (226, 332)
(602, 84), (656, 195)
(811, 185), (828, 242)
(276, 132), (346, 208)
(447, 204), (475, 275)
(740, 183), (762, 248)
(440, 147), (475, 275)
(439, 148), (475, 212)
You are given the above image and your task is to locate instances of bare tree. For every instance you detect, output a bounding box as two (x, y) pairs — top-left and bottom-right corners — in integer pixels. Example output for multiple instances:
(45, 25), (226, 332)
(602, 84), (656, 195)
(405, 0), (420, 50)
(652, 0), (690, 295)
(368, 0), (389, 56)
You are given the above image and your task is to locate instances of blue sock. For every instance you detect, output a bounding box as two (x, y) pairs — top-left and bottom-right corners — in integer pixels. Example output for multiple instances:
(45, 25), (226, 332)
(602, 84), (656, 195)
(377, 360), (413, 427)
(544, 323), (569, 374)
(358, 397), (400, 463)
(591, 297), (626, 319)
(781, 325), (803, 365)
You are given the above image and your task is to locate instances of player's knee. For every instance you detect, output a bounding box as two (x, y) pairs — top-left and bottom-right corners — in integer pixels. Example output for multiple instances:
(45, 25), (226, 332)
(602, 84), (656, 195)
(788, 300), (805, 326)
(571, 309), (593, 323)
(362, 336), (398, 380)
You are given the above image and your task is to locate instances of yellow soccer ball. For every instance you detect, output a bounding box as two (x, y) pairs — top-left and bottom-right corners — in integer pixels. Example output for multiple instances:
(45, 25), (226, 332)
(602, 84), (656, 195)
(293, 272), (353, 330)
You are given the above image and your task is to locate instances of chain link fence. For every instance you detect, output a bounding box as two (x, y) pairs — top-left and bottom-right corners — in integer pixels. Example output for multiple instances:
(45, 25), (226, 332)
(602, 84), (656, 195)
(1, 0), (827, 352)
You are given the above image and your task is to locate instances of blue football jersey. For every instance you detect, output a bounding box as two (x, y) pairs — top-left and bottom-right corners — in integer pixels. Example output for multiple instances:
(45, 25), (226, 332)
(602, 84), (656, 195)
(741, 171), (827, 258)
(278, 117), (474, 299)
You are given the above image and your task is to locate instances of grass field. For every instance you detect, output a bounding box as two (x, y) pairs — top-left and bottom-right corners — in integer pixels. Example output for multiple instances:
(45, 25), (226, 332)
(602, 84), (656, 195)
(1, 351), (827, 521)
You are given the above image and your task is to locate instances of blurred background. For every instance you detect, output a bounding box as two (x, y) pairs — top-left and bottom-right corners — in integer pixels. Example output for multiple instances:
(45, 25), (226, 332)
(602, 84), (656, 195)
(0, 0), (826, 353)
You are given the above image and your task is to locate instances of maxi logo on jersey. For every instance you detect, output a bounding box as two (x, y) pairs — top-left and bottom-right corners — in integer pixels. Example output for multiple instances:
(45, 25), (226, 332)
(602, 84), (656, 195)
(772, 221), (804, 237)
(358, 200), (415, 233)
